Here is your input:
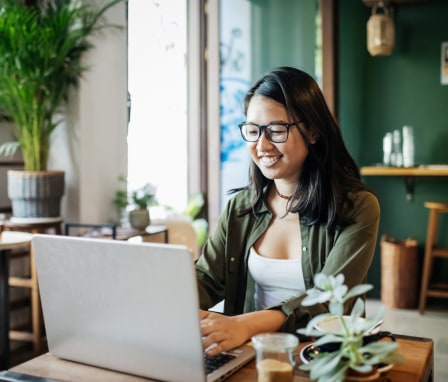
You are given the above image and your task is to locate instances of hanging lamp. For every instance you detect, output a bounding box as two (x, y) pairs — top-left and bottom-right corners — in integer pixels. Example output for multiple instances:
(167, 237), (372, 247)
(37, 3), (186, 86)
(367, 1), (395, 56)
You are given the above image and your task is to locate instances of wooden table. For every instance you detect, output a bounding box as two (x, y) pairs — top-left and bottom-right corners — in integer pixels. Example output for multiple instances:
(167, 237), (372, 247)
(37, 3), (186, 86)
(0, 232), (33, 370)
(9, 334), (433, 382)
(63, 223), (169, 243)
(0, 218), (63, 235)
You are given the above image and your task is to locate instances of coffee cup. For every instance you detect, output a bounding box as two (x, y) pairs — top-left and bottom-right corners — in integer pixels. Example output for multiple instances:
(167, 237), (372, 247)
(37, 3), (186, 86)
(251, 333), (299, 382)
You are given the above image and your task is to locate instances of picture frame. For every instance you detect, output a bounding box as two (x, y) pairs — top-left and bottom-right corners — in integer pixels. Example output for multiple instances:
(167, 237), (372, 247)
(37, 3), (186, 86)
(441, 42), (448, 85)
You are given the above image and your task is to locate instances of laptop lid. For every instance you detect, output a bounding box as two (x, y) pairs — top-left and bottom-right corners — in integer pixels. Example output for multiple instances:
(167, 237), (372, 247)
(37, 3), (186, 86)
(32, 234), (254, 382)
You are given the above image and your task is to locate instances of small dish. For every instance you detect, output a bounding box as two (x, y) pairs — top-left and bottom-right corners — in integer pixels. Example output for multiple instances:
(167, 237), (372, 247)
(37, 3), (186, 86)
(300, 331), (396, 359)
(344, 363), (394, 381)
(300, 343), (320, 364)
(300, 343), (394, 374)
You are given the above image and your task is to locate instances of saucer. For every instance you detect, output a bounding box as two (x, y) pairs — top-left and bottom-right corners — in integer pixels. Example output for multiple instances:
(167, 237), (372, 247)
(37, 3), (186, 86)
(300, 331), (395, 360)
(300, 343), (320, 363)
(300, 343), (393, 374)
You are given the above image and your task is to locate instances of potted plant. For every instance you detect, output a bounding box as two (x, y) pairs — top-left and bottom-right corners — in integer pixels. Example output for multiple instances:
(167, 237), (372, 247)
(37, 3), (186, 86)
(297, 273), (403, 382)
(183, 192), (208, 248)
(112, 176), (129, 227)
(0, 0), (122, 218)
(128, 183), (157, 230)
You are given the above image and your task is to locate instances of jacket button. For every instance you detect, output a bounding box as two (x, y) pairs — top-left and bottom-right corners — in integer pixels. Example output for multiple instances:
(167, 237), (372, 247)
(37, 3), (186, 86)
(230, 257), (235, 262)
(302, 246), (307, 252)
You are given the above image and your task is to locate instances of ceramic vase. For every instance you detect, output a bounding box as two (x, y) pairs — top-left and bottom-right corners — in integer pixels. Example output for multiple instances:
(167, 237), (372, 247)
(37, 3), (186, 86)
(129, 209), (150, 230)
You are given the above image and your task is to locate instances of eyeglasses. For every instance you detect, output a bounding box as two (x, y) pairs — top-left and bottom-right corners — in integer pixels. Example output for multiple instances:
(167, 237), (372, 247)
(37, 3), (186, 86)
(238, 121), (303, 143)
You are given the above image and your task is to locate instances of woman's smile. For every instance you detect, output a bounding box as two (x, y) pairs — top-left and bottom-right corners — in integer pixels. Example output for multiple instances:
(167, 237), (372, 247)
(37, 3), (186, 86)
(258, 153), (282, 167)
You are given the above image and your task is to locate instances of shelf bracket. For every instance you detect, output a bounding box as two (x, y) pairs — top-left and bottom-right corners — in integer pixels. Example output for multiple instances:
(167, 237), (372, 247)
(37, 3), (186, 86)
(403, 176), (415, 201)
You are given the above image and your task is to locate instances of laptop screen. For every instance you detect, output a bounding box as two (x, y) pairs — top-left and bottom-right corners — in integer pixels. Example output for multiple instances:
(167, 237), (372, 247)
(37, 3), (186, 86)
(33, 235), (207, 382)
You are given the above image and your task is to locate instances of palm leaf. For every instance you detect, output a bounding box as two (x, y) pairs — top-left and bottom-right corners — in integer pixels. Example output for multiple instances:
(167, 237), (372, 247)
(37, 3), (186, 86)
(0, 0), (123, 170)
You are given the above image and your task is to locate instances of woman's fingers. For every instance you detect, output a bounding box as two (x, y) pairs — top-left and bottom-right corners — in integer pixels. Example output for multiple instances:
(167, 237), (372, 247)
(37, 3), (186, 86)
(199, 310), (244, 355)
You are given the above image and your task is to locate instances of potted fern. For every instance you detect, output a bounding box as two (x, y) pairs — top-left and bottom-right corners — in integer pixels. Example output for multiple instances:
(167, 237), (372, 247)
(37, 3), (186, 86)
(297, 273), (402, 382)
(0, 0), (122, 218)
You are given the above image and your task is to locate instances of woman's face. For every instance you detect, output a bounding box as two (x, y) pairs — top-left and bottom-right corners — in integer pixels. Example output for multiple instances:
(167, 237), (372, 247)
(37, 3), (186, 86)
(245, 95), (311, 184)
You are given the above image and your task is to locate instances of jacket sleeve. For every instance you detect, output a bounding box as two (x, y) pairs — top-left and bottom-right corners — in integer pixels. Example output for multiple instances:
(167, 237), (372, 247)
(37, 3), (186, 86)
(271, 191), (380, 334)
(195, 201), (230, 309)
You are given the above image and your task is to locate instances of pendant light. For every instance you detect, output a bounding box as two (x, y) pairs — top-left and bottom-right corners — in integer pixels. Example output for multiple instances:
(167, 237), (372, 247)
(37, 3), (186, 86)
(367, 1), (395, 56)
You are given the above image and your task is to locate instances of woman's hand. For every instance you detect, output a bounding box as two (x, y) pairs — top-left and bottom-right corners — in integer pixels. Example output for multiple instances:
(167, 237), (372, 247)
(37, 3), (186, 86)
(200, 310), (248, 356)
(199, 309), (285, 356)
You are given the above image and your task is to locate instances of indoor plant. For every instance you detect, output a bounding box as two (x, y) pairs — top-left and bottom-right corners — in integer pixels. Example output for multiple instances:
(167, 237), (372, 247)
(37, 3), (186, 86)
(0, 0), (122, 217)
(128, 183), (157, 230)
(297, 273), (402, 382)
(112, 175), (129, 227)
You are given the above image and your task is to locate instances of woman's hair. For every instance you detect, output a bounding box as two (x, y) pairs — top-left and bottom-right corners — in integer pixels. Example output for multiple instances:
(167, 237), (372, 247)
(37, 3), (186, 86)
(233, 66), (369, 231)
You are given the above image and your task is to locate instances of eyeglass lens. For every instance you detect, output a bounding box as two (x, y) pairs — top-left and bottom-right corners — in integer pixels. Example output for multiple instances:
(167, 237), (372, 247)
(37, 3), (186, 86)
(240, 123), (289, 143)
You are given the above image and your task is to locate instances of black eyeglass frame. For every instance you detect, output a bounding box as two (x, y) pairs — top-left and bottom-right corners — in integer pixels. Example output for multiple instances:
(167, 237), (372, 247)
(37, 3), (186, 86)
(238, 121), (303, 143)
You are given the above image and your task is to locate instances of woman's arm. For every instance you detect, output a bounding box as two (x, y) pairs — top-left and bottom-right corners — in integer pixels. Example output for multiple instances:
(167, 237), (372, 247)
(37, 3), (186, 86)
(200, 309), (285, 356)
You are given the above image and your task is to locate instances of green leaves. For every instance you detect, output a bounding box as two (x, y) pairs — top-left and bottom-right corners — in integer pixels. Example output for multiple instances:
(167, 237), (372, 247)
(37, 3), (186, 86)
(297, 273), (401, 382)
(131, 183), (157, 210)
(183, 192), (205, 219)
(0, 0), (123, 170)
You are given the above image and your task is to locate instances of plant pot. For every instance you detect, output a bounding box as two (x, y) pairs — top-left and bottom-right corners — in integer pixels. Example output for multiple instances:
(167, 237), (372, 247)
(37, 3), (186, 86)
(129, 209), (150, 230)
(346, 367), (381, 381)
(345, 362), (394, 381)
(7, 170), (65, 218)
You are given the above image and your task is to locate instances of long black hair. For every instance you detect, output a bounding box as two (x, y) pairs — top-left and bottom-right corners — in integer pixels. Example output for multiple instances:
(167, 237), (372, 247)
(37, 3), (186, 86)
(233, 66), (370, 231)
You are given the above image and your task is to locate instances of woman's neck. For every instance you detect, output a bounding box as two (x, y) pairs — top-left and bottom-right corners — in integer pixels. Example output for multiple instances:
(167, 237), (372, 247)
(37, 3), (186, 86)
(273, 182), (295, 200)
(274, 186), (291, 200)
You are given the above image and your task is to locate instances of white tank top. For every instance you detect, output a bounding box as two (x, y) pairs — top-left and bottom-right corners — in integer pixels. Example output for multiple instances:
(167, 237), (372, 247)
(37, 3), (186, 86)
(248, 247), (305, 310)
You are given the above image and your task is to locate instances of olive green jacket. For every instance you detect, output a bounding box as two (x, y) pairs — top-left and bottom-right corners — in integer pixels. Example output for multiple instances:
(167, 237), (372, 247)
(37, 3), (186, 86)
(195, 189), (380, 333)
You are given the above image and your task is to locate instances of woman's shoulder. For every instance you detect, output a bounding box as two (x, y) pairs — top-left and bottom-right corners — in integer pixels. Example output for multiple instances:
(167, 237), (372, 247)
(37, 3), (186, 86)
(222, 187), (271, 217)
(225, 188), (254, 209)
(347, 190), (380, 218)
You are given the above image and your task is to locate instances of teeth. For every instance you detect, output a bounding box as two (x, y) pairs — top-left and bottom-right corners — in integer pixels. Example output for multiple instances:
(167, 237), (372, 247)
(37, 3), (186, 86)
(259, 156), (280, 165)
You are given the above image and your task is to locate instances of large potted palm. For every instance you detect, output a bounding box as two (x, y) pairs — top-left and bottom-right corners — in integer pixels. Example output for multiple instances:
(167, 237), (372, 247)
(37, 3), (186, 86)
(0, 0), (122, 218)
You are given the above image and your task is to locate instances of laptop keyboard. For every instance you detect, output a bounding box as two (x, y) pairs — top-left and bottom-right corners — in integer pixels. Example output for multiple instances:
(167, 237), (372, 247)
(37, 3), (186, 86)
(204, 353), (236, 374)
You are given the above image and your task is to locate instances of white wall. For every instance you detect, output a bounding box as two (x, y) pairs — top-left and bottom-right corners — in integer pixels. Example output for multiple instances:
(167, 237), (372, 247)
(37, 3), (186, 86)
(0, 121), (23, 210)
(49, 1), (128, 225)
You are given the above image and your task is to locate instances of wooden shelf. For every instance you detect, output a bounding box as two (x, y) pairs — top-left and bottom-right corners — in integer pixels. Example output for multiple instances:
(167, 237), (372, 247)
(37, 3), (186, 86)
(360, 165), (448, 201)
(363, 0), (431, 6)
(361, 166), (448, 177)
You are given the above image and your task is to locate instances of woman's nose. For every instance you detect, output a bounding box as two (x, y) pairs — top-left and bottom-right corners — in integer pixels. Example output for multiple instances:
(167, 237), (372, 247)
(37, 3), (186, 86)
(256, 130), (273, 149)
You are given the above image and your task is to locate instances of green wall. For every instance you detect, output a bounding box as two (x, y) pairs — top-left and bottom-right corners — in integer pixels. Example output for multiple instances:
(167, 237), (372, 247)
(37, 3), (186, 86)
(249, 0), (318, 81)
(339, 1), (448, 299)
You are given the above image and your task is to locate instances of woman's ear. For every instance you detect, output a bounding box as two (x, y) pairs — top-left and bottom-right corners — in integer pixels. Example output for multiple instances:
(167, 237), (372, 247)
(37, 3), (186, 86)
(308, 131), (319, 145)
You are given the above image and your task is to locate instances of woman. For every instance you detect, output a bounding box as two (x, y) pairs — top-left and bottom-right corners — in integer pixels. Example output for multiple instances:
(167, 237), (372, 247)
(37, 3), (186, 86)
(197, 67), (379, 356)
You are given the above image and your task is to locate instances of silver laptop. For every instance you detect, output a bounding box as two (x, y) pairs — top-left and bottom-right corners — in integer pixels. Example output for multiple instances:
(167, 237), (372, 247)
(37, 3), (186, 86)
(32, 234), (255, 382)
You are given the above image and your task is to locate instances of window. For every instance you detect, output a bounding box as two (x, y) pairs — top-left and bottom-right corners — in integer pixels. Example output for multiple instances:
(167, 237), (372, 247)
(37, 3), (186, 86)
(127, 0), (188, 212)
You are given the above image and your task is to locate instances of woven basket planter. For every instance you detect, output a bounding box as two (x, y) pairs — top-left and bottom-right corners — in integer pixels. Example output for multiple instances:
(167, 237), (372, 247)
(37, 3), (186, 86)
(7, 170), (65, 218)
(380, 235), (419, 309)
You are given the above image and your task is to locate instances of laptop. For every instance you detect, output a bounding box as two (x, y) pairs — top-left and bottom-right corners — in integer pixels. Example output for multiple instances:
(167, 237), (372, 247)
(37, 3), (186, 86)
(32, 234), (255, 382)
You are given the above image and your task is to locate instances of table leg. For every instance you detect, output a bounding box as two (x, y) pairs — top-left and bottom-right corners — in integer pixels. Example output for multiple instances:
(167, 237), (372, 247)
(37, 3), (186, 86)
(0, 250), (10, 370)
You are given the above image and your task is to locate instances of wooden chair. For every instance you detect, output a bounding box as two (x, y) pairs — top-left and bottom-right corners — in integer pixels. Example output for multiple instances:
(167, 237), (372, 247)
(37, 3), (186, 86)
(419, 202), (448, 314)
(0, 218), (63, 355)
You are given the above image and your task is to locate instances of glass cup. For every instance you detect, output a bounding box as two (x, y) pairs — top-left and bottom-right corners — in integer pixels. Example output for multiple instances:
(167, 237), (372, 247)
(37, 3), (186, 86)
(251, 333), (299, 382)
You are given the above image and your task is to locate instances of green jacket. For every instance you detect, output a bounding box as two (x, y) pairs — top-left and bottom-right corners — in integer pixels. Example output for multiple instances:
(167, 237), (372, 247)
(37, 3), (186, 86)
(195, 189), (380, 333)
